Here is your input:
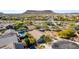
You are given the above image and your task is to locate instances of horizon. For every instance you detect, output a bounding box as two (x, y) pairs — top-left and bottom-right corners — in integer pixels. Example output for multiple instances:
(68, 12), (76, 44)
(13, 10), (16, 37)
(1, 10), (79, 14)
(0, 0), (79, 13)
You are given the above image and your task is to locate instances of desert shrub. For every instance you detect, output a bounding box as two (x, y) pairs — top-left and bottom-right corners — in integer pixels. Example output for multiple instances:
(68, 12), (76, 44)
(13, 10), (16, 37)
(37, 45), (45, 49)
(24, 33), (36, 48)
(38, 35), (52, 44)
(58, 29), (75, 39)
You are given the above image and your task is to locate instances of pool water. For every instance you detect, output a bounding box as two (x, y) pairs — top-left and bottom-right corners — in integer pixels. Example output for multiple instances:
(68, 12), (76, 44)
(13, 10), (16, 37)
(18, 31), (26, 37)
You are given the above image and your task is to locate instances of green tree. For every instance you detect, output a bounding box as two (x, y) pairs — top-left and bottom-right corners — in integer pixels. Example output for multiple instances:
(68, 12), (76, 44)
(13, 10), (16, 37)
(24, 33), (36, 47)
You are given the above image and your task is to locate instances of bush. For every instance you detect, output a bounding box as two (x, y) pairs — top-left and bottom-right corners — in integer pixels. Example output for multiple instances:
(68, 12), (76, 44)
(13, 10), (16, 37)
(24, 33), (36, 48)
(38, 35), (52, 44)
(35, 25), (41, 29)
(37, 45), (45, 49)
(58, 29), (75, 39)
(14, 21), (28, 31)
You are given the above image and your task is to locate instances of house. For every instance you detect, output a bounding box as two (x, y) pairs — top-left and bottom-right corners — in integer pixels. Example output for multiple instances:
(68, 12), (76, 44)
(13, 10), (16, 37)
(2, 29), (17, 35)
(0, 29), (19, 48)
(14, 43), (24, 49)
(0, 29), (25, 49)
(52, 40), (79, 49)
(1, 43), (24, 49)
(0, 34), (18, 48)
(28, 30), (44, 40)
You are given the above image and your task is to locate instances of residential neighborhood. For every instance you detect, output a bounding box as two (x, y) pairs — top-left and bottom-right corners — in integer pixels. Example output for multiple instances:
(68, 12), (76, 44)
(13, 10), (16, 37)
(0, 10), (79, 49)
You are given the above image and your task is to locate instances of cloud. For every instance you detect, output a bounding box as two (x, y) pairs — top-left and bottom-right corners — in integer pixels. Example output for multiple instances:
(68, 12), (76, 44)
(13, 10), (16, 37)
(0, 0), (79, 13)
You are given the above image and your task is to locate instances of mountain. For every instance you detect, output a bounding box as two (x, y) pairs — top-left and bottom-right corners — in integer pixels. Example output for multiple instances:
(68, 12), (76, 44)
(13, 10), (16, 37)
(23, 10), (54, 14)
(0, 10), (79, 17)
(0, 12), (4, 16)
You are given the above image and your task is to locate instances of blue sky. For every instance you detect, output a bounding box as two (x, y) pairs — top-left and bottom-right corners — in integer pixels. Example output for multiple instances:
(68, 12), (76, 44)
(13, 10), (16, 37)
(54, 10), (79, 13)
(0, 0), (79, 13)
